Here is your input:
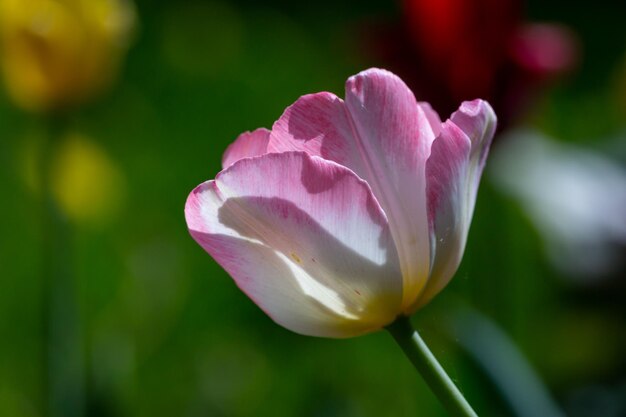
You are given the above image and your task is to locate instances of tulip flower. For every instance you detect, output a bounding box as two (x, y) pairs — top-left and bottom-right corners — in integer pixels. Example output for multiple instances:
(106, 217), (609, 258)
(186, 68), (495, 335)
(0, 0), (135, 112)
(186, 68), (495, 415)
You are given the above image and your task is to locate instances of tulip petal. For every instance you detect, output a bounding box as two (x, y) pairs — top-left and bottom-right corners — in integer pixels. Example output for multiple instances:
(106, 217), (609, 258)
(268, 92), (351, 160)
(269, 69), (438, 312)
(186, 152), (402, 337)
(419, 102), (442, 137)
(344, 69), (441, 312)
(222, 128), (270, 169)
(413, 100), (496, 310)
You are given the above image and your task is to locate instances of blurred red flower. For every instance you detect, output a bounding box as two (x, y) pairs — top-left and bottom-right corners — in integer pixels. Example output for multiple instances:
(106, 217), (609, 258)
(365, 0), (578, 130)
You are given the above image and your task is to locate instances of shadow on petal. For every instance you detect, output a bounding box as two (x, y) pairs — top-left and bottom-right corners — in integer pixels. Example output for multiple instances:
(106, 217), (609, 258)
(192, 195), (402, 337)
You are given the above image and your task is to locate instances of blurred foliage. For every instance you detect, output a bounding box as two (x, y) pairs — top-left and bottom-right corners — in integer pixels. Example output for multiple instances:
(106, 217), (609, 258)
(0, 0), (624, 416)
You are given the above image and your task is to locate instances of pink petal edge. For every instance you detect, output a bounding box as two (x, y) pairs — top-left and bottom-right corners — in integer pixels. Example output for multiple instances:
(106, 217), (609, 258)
(222, 128), (271, 169)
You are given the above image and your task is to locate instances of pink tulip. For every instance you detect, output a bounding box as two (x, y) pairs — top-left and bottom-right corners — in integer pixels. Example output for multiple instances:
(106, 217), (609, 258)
(185, 69), (496, 338)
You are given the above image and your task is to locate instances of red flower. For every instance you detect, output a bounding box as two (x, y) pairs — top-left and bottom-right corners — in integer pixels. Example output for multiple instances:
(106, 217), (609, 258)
(365, 0), (578, 129)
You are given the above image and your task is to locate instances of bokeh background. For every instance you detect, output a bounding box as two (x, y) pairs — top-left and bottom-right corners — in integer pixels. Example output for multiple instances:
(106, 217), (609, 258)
(1, 0), (625, 416)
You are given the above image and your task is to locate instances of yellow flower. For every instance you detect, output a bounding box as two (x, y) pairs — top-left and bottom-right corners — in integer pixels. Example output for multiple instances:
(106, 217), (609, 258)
(51, 132), (126, 225)
(0, 0), (135, 112)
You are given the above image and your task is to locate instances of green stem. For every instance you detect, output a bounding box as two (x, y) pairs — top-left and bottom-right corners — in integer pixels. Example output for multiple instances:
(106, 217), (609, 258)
(386, 316), (478, 417)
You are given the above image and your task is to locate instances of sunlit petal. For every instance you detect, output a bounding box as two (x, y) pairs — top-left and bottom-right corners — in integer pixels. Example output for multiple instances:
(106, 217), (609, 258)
(186, 152), (402, 337)
(345, 69), (441, 312)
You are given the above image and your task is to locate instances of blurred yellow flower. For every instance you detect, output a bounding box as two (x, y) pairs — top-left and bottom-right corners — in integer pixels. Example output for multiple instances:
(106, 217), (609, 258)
(0, 0), (135, 112)
(51, 133), (125, 224)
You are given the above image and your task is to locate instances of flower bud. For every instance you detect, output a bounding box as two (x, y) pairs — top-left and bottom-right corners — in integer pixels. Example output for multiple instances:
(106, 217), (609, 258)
(0, 0), (135, 112)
